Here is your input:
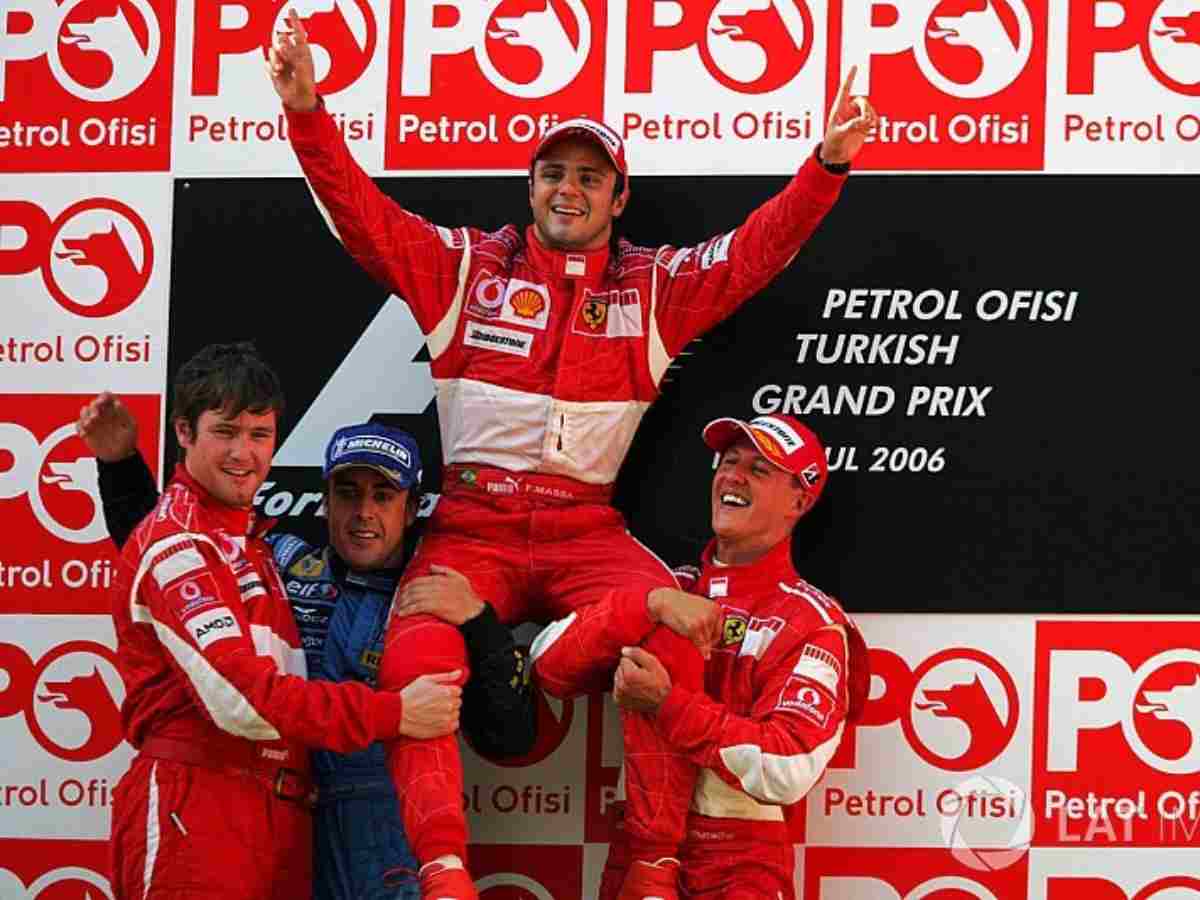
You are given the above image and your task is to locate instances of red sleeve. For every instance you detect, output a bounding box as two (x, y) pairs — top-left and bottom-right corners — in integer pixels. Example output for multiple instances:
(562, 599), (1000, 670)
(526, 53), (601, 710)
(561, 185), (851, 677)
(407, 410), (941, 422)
(285, 102), (467, 335)
(132, 532), (403, 753)
(655, 623), (850, 805)
(652, 150), (846, 357)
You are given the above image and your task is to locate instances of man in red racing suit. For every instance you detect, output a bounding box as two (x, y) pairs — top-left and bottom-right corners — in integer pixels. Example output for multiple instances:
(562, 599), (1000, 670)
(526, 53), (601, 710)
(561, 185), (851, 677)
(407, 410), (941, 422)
(108, 343), (461, 900)
(603, 414), (870, 899)
(269, 13), (877, 897)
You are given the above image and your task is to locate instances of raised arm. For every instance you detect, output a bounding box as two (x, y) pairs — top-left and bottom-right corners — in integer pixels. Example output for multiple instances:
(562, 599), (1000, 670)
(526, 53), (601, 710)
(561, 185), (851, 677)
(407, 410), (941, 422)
(77, 392), (157, 549)
(267, 10), (466, 334)
(651, 67), (879, 356)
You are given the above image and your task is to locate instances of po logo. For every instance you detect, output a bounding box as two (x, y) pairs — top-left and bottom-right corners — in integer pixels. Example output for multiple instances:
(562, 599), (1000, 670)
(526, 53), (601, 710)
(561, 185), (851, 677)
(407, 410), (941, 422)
(919, 0), (1034, 98)
(821, 876), (1001, 899)
(847, 0), (1035, 99)
(274, 0), (376, 95)
(0, 420), (106, 544)
(1047, 875), (1200, 899)
(626, 0), (812, 94)
(0, 640), (126, 763)
(1144, 0), (1200, 94)
(476, 872), (555, 900)
(401, 0), (591, 99)
(0, 867), (113, 900)
(193, 0), (376, 96)
(0, 198), (153, 319)
(0, 0), (160, 102)
(702, 0), (812, 93)
(1049, 648), (1200, 775)
(832, 647), (1018, 772)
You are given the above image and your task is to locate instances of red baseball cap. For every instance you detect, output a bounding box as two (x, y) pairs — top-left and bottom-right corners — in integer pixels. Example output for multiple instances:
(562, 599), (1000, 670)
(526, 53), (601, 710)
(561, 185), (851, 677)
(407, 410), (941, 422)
(702, 414), (829, 500)
(531, 117), (629, 178)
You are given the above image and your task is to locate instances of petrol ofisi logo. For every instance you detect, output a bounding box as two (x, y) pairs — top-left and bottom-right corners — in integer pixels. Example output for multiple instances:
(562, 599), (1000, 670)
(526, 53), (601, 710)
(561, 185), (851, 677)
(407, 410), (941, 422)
(0, 0), (174, 171)
(830, 0), (1048, 170)
(385, 0), (607, 170)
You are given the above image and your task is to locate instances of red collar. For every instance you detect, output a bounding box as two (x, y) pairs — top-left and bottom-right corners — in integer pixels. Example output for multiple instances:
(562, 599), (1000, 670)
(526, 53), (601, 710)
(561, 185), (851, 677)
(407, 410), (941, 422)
(699, 537), (797, 595)
(170, 463), (266, 537)
(523, 226), (610, 281)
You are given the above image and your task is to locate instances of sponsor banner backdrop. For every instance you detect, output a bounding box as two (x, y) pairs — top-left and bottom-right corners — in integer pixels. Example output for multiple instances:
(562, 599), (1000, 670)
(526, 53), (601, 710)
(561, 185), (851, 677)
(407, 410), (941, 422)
(0, 616), (134, 840)
(1032, 619), (1200, 848)
(0, 394), (161, 614)
(384, 0), (607, 171)
(0, 0), (175, 173)
(1044, 0), (1200, 173)
(0, 839), (113, 899)
(173, 0), (389, 175)
(462, 694), (587, 844)
(0, 175), (171, 394)
(802, 845), (1031, 899)
(810, 615), (1034, 850)
(606, 0), (830, 175)
(831, 0), (1049, 171)
(1027, 848), (1200, 899)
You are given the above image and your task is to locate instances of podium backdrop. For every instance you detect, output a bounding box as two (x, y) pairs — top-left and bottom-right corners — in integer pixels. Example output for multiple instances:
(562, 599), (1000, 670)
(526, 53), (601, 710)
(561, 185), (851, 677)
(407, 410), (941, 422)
(3, 0), (1199, 895)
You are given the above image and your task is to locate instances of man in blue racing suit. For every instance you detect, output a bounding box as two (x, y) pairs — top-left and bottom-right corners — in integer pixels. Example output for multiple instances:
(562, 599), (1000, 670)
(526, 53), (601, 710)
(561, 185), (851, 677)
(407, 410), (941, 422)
(79, 393), (536, 900)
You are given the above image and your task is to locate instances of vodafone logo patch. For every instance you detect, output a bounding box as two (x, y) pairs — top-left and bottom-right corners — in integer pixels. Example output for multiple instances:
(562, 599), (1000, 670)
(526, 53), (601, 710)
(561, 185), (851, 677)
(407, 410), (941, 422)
(0, 0), (173, 171)
(386, 0), (606, 169)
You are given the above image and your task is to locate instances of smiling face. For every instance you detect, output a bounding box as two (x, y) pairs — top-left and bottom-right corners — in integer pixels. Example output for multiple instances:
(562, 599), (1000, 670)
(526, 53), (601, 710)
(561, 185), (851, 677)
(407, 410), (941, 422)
(529, 136), (626, 252)
(175, 407), (276, 509)
(710, 437), (814, 565)
(326, 468), (414, 572)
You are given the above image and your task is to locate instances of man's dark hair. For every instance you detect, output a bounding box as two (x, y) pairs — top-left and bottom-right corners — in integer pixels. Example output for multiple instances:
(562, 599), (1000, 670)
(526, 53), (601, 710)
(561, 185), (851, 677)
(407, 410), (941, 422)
(172, 342), (285, 448)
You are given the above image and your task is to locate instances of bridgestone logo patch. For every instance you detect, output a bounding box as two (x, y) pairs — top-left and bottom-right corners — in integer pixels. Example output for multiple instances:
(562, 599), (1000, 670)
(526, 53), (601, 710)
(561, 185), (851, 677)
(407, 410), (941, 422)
(463, 322), (533, 357)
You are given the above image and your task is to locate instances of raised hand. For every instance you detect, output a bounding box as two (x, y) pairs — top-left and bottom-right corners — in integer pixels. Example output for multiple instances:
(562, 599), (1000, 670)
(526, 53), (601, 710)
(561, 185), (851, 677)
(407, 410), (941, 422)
(76, 392), (139, 462)
(822, 65), (878, 165)
(265, 8), (319, 112)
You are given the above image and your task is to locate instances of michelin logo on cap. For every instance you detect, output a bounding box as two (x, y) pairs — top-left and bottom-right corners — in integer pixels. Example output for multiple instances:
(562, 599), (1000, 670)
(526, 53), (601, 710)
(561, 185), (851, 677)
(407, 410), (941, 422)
(333, 436), (411, 467)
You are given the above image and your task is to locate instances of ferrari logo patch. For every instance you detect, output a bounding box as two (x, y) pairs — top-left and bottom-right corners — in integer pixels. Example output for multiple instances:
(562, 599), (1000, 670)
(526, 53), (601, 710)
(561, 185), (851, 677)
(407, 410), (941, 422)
(579, 296), (609, 331)
(723, 616), (748, 646)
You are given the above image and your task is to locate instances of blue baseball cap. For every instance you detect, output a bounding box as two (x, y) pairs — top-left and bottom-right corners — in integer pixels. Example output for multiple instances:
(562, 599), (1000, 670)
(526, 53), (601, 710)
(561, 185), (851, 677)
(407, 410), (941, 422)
(322, 423), (422, 490)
